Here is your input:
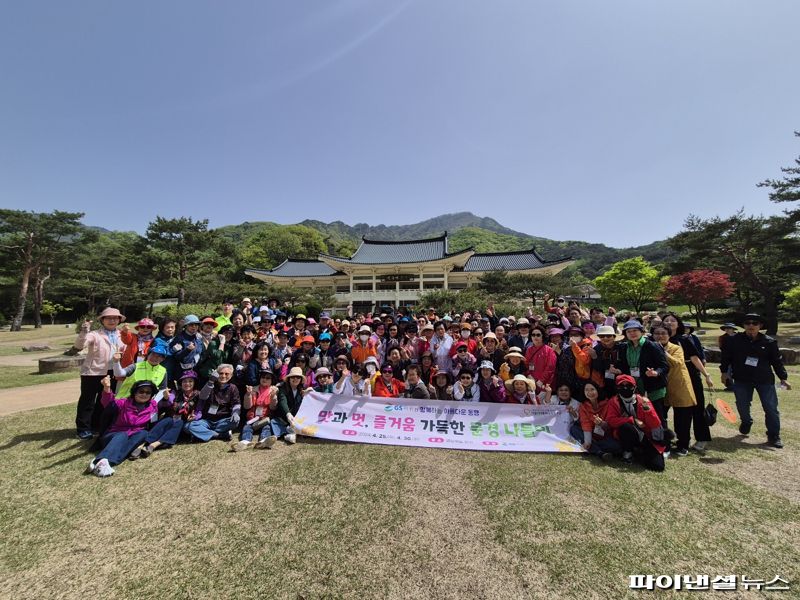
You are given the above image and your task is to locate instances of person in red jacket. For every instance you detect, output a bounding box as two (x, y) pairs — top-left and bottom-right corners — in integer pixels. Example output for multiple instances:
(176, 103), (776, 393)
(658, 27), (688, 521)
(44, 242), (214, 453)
(372, 364), (405, 398)
(570, 381), (621, 461)
(119, 318), (157, 368)
(606, 374), (670, 471)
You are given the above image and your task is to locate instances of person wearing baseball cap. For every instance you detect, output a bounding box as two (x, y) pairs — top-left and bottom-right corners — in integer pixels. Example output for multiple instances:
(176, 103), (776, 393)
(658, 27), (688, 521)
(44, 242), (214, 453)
(373, 364), (405, 398)
(720, 313), (790, 448)
(606, 374), (670, 471)
(115, 340), (170, 398)
(215, 299), (235, 330)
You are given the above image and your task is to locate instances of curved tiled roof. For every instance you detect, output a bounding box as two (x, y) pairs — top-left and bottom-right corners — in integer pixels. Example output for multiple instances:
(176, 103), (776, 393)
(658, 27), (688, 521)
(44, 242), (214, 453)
(247, 259), (341, 278)
(320, 233), (468, 264)
(464, 249), (572, 272)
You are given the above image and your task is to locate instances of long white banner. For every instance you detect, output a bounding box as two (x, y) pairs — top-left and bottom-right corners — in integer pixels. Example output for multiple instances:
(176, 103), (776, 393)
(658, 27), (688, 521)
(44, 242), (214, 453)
(293, 392), (584, 453)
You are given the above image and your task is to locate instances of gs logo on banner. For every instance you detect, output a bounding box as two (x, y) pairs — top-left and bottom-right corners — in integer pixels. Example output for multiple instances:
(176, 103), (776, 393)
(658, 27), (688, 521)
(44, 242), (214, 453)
(384, 404), (404, 412)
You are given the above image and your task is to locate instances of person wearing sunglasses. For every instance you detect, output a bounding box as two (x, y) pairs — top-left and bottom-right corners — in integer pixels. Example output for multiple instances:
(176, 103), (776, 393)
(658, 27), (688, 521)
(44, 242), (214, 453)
(450, 341), (477, 379)
(720, 313), (791, 448)
(524, 325), (556, 391)
(453, 368), (481, 402)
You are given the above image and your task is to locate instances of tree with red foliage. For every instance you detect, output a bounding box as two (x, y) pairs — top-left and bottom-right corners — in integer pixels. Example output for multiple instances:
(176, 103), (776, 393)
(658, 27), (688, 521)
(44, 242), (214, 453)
(661, 270), (735, 328)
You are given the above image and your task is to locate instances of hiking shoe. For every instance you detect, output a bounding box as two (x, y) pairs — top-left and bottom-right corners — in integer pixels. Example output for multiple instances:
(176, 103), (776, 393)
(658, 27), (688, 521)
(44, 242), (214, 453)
(231, 440), (251, 452)
(674, 448), (689, 457)
(256, 435), (277, 449)
(622, 451), (633, 464)
(129, 446), (143, 460)
(739, 421), (752, 435)
(768, 437), (784, 449)
(600, 452), (613, 463)
(92, 458), (114, 478)
(140, 444), (154, 458)
(285, 433), (297, 445)
(690, 441), (707, 454)
(77, 430), (94, 440)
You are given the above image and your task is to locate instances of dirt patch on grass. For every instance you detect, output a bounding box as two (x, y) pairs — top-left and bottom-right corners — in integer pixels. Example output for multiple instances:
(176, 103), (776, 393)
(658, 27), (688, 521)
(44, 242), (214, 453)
(702, 433), (800, 504)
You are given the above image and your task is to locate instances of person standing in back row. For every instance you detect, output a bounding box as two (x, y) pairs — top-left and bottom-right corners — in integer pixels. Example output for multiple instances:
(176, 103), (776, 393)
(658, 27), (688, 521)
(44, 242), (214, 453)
(720, 313), (791, 448)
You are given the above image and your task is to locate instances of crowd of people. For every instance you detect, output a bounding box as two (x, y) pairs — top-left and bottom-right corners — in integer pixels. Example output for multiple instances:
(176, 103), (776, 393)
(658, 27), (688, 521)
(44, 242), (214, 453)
(72, 295), (791, 478)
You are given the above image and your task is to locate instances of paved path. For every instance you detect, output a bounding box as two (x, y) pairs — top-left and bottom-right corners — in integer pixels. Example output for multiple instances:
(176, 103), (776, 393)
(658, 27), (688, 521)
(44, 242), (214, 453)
(0, 378), (80, 416)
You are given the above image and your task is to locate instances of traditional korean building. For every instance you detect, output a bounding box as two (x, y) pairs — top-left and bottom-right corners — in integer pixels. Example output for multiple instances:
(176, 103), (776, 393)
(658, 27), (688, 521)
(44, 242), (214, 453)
(245, 232), (573, 313)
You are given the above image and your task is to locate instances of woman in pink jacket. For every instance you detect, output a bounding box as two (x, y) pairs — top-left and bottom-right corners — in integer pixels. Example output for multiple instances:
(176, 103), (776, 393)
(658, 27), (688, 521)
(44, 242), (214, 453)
(73, 307), (127, 440)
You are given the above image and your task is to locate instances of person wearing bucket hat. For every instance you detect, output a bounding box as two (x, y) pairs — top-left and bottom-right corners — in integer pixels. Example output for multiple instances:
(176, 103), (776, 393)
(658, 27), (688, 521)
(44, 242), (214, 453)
(86, 377), (159, 477)
(114, 340), (169, 398)
(232, 369), (279, 451)
(503, 374), (537, 404)
(132, 370), (202, 459)
(499, 347), (527, 382)
(618, 319), (669, 440)
(720, 313), (790, 448)
(476, 331), (503, 372)
(184, 364), (241, 443)
(171, 315), (204, 375)
(288, 314), (308, 348)
(118, 317), (157, 368)
(352, 324), (378, 365)
(606, 374), (670, 471)
(428, 370), (454, 400)
(309, 366), (335, 393)
(507, 318), (534, 353)
(273, 367), (307, 444)
(592, 325), (626, 397)
(477, 360), (506, 403)
(73, 307), (129, 439)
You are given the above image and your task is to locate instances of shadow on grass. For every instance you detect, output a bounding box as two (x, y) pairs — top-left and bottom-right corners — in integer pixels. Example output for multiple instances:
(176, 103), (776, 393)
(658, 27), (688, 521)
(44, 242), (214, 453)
(0, 427), (81, 451)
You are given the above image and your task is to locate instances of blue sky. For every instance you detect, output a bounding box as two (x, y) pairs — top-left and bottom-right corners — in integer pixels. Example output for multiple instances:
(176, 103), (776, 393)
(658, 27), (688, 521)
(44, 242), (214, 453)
(1, 1), (798, 247)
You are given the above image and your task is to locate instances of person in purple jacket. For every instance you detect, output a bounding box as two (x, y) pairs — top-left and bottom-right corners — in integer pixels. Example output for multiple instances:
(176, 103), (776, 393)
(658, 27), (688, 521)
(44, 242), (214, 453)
(86, 377), (160, 478)
(476, 360), (506, 403)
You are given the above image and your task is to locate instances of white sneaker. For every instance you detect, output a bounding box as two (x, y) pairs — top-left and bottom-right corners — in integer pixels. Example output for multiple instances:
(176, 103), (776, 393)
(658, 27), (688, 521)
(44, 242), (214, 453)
(285, 433), (297, 445)
(256, 435), (277, 449)
(231, 440), (251, 452)
(663, 450), (671, 459)
(93, 458), (115, 478)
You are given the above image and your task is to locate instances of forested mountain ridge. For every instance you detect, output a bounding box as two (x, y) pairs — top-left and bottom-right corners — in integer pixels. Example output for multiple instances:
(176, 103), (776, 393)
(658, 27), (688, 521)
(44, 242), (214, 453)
(215, 212), (674, 276)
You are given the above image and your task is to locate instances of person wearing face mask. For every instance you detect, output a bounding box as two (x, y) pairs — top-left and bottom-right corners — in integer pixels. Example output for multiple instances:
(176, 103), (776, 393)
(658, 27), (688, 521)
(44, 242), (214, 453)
(507, 318), (535, 353)
(352, 325), (378, 365)
(606, 374), (669, 471)
(448, 323), (477, 357)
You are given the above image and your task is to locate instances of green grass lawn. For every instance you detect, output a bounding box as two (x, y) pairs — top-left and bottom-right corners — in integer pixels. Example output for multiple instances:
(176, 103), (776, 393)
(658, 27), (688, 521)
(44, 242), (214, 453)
(1, 370), (798, 598)
(0, 366), (79, 390)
